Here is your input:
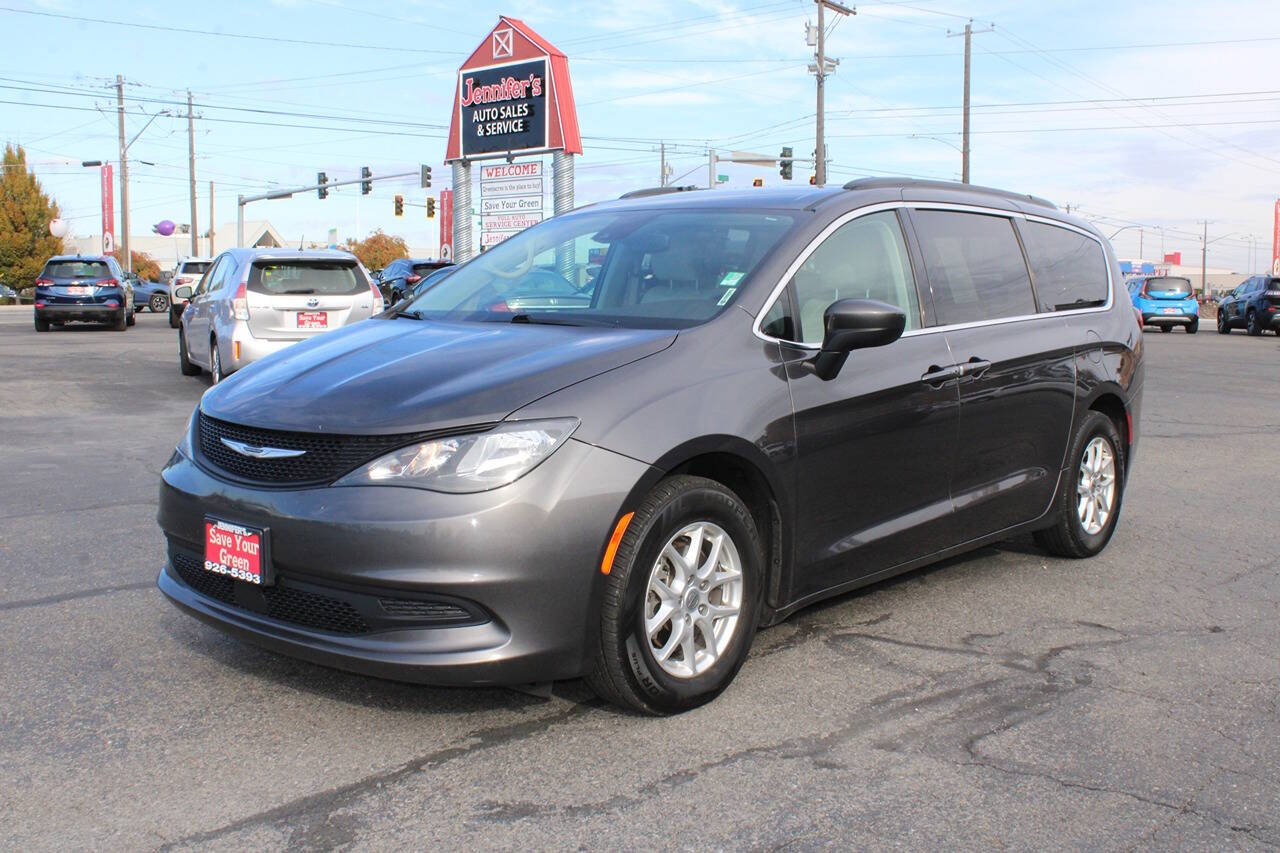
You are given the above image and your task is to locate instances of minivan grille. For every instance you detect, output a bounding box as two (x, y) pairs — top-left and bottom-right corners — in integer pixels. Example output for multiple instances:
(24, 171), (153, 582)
(197, 412), (426, 485)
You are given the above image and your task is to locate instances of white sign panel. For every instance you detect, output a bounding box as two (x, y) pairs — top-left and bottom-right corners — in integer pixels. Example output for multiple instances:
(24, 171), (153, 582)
(481, 194), (543, 216)
(482, 213), (544, 231)
(481, 162), (543, 181)
(483, 177), (543, 198)
(481, 230), (522, 248)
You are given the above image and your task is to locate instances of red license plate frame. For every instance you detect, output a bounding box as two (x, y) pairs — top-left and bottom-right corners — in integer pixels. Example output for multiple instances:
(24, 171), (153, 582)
(204, 517), (273, 586)
(297, 311), (328, 329)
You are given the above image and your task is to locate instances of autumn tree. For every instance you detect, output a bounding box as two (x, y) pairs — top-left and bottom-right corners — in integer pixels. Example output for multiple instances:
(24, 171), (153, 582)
(0, 144), (63, 293)
(344, 229), (408, 272)
(131, 251), (162, 281)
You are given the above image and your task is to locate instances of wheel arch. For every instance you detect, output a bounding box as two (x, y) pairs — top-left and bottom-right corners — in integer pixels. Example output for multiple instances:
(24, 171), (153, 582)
(627, 437), (791, 624)
(1083, 389), (1130, 473)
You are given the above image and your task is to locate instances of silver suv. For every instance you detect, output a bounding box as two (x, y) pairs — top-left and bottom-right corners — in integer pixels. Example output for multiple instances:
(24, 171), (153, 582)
(174, 248), (381, 383)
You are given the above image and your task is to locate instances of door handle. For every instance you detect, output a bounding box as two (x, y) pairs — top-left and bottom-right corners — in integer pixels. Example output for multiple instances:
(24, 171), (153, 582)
(960, 358), (992, 379)
(921, 364), (962, 386)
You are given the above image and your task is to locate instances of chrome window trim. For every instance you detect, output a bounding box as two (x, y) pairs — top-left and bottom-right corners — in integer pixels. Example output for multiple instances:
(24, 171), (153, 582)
(752, 200), (1114, 348)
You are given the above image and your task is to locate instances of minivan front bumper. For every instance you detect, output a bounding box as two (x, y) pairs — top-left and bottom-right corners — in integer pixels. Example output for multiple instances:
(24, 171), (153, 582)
(156, 436), (654, 685)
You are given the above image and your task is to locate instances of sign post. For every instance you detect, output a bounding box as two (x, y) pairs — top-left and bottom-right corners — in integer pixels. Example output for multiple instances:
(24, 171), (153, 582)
(100, 164), (115, 255)
(444, 17), (582, 264)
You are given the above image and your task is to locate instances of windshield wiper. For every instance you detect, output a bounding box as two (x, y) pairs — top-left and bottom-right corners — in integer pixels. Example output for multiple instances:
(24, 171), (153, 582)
(510, 312), (616, 327)
(392, 308), (425, 320)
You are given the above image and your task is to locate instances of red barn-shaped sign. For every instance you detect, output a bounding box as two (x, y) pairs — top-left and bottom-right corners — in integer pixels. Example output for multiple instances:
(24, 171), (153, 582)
(445, 17), (582, 162)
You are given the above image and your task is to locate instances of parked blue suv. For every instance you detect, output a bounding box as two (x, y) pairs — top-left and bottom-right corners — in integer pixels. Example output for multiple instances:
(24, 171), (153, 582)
(1216, 275), (1280, 336)
(1127, 275), (1198, 334)
(33, 255), (135, 332)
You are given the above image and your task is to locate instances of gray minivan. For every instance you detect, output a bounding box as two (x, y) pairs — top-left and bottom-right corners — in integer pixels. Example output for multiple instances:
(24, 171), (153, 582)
(157, 179), (1144, 714)
(175, 248), (382, 383)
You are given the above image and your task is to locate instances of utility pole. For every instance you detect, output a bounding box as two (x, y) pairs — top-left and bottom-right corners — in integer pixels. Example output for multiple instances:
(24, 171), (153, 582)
(116, 75), (130, 273)
(187, 90), (198, 257)
(948, 21), (993, 184)
(1200, 220), (1208, 297)
(708, 149), (715, 189)
(1139, 227), (1144, 260)
(208, 181), (215, 255)
(809, 1), (853, 187)
(660, 142), (666, 187)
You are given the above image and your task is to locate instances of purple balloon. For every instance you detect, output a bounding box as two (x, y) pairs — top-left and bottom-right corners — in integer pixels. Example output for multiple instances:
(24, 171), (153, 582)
(155, 220), (175, 237)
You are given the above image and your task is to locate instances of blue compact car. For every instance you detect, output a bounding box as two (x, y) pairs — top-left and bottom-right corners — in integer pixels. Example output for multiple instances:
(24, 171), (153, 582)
(127, 274), (171, 314)
(1127, 275), (1199, 333)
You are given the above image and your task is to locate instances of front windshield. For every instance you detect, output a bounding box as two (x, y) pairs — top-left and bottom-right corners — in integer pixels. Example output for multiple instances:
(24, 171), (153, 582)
(401, 209), (796, 328)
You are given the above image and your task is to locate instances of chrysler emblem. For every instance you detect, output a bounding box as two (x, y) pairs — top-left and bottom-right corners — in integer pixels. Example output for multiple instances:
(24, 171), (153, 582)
(305, 296), (320, 308)
(220, 438), (306, 459)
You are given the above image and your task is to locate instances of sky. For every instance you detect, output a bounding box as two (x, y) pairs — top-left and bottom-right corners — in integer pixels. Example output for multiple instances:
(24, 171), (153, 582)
(2, 0), (1278, 271)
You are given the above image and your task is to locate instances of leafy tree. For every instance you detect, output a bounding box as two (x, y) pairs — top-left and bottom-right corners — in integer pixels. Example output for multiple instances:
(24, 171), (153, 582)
(0, 144), (63, 292)
(131, 251), (162, 281)
(344, 229), (408, 272)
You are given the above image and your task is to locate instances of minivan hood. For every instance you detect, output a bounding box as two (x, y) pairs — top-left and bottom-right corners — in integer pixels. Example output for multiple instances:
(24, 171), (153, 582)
(201, 317), (677, 434)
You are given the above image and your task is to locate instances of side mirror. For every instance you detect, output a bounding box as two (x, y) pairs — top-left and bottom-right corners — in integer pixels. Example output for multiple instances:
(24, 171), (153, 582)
(812, 298), (906, 380)
(173, 285), (194, 300)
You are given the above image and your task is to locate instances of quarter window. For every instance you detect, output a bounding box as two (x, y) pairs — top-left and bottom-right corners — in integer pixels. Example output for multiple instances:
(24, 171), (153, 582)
(1019, 221), (1109, 311)
(772, 210), (920, 345)
(912, 210), (1036, 325)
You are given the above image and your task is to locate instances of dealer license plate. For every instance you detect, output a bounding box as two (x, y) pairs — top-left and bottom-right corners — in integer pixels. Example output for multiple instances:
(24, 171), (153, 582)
(1161, 307), (1178, 314)
(297, 311), (328, 329)
(67, 286), (90, 295)
(204, 518), (270, 585)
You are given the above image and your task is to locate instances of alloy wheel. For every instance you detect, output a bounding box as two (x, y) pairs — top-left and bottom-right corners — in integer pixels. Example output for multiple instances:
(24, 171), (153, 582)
(210, 343), (222, 384)
(644, 521), (744, 679)
(1076, 436), (1116, 536)
(150, 293), (168, 313)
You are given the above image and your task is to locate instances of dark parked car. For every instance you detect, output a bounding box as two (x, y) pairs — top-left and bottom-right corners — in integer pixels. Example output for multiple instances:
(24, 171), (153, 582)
(128, 273), (171, 314)
(33, 255), (134, 331)
(377, 258), (453, 304)
(156, 179), (1143, 714)
(1216, 275), (1280, 335)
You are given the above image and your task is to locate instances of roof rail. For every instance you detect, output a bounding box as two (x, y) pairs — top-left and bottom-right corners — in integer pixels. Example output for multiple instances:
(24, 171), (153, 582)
(841, 177), (1057, 210)
(618, 185), (703, 200)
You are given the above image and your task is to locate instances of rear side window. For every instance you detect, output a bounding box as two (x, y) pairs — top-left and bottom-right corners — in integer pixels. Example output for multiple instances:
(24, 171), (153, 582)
(913, 210), (1036, 325)
(43, 260), (111, 279)
(180, 261), (211, 276)
(248, 262), (364, 296)
(1019, 221), (1109, 310)
(412, 262), (448, 276)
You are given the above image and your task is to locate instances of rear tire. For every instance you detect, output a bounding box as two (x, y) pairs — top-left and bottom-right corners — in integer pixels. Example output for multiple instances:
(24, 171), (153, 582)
(112, 310), (127, 331)
(169, 307), (181, 329)
(1034, 411), (1125, 559)
(586, 475), (764, 715)
(1247, 310), (1262, 336)
(1186, 319), (1198, 334)
(178, 329), (201, 375)
(1159, 325), (1171, 333)
(126, 308), (135, 326)
(34, 315), (49, 332)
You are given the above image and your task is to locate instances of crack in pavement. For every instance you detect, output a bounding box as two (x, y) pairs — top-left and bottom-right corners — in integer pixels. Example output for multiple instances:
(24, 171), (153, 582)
(0, 580), (156, 612)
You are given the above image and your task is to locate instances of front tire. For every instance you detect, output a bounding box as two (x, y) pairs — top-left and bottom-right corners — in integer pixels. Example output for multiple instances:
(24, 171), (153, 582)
(1217, 311), (1230, 334)
(1034, 411), (1125, 559)
(209, 338), (223, 385)
(586, 475), (764, 715)
(126, 308), (135, 326)
(150, 293), (168, 313)
(169, 306), (181, 329)
(178, 329), (201, 375)
(1159, 325), (1172, 333)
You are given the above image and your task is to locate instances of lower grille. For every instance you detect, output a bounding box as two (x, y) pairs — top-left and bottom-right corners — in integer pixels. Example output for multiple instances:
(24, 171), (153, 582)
(168, 543), (487, 635)
(171, 550), (369, 635)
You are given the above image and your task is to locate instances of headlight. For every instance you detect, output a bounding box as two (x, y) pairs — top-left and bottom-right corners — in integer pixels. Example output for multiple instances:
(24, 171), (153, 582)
(335, 418), (579, 493)
(175, 405), (198, 459)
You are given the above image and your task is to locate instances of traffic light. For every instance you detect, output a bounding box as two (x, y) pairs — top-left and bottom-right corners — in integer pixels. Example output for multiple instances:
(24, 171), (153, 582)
(394, 194), (404, 217)
(420, 165), (432, 188)
(360, 166), (372, 195)
(426, 197), (436, 218)
(779, 147), (793, 181)
(317, 172), (328, 200)
(752, 178), (763, 187)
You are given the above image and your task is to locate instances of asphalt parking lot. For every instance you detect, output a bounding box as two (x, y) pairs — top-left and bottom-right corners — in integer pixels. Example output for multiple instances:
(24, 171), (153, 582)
(1, 307), (1277, 850)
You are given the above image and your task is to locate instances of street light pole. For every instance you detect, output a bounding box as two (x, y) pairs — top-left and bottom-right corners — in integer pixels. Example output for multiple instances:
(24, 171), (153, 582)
(116, 75), (129, 273)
